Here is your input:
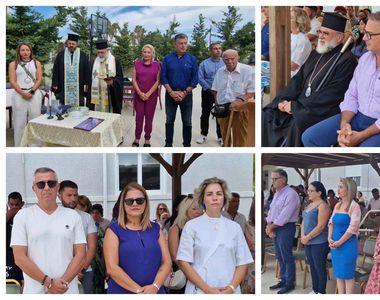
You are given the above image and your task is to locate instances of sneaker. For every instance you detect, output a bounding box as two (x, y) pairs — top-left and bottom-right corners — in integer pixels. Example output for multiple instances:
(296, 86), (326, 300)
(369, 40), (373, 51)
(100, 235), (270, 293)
(217, 138), (224, 146)
(308, 290), (317, 294)
(196, 134), (206, 144)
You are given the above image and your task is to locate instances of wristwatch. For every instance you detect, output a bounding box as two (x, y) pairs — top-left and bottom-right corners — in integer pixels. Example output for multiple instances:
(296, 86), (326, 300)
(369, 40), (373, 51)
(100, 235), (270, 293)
(29, 89), (35, 95)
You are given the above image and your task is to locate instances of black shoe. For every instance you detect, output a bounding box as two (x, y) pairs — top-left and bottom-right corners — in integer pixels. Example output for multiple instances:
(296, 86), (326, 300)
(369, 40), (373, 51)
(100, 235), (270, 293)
(277, 286), (295, 294)
(143, 143), (151, 147)
(269, 282), (285, 290)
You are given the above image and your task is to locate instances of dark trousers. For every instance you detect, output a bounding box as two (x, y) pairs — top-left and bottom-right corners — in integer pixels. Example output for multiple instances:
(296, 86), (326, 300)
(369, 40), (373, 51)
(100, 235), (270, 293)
(200, 90), (221, 138)
(274, 223), (296, 287)
(165, 92), (192, 147)
(302, 112), (380, 146)
(304, 242), (329, 294)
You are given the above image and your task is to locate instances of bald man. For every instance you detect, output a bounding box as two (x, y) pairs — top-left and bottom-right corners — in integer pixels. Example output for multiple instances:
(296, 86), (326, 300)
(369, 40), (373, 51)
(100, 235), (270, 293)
(211, 49), (255, 147)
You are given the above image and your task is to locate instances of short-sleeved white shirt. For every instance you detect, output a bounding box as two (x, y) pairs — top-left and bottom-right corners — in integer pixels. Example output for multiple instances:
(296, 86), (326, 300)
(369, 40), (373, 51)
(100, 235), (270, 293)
(76, 209), (97, 272)
(211, 63), (255, 104)
(11, 205), (86, 294)
(176, 214), (253, 294)
(369, 198), (380, 210)
(291, 32), (312, 77)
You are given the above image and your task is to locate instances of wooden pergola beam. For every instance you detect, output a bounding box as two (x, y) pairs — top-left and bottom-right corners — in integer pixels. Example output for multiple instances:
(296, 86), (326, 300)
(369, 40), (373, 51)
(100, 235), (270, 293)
(269, 6), (291, 99)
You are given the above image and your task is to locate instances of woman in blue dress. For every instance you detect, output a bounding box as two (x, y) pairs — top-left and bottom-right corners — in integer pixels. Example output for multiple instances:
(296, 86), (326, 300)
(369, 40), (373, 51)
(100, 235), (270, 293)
(328, 178), (361, 294)
(103, 182), (171, 294)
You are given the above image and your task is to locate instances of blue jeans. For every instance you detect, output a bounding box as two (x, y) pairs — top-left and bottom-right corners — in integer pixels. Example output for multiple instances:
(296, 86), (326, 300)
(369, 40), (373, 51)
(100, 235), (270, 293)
(82, 270), (94, 294)
(304, 242), (329, 294)
(165, 92), (193, 147)
(274, 223), (296, 287)
(302, 112), (380, 147)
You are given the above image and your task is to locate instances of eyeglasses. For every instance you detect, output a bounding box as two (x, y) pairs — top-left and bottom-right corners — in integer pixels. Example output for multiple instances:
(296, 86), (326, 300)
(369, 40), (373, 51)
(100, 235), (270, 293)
(34, 180), (58, 189)
(271, 177), (283, 181)
(124, 197), (146, 206)
(158, 208), (167, 211)
(363, 30), (380, 40)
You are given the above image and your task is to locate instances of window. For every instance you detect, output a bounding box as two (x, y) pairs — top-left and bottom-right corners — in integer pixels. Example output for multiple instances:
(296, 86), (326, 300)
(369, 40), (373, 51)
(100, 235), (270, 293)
(118, 154), (161, 191)
(348, 176), (361, 187)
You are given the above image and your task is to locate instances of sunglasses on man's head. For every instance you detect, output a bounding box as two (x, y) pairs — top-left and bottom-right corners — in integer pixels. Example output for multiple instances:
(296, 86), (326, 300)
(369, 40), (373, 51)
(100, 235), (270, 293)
(34, 180), (58, 189)
(124, 197), (146, 206)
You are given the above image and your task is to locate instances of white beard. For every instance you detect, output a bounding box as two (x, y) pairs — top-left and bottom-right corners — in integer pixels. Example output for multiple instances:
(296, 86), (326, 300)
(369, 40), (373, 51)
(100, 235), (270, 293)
(316, 38), (339, 54)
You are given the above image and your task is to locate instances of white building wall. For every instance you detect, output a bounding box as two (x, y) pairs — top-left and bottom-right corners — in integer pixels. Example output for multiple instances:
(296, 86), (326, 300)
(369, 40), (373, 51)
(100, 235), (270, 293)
(7, 153), (254, 221)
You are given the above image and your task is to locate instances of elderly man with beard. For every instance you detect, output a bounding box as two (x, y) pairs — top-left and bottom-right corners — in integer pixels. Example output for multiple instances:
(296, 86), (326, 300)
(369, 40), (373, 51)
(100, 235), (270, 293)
(90, 40), (124, 113)
(52, 33), (90, 106)
(262, 12), (358, 147)
(303, 12), (380, 147)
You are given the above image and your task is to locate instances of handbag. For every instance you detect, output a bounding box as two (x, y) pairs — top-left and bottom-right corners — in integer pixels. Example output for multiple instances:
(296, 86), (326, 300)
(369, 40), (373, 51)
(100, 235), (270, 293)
(211, 102), (231, 118)
(164, 269), (186, 290)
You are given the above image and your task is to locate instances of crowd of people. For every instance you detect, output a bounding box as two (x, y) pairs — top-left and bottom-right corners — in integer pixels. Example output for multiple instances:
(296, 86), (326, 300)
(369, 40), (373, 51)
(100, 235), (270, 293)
(263, 168), (380, 294)
(6, 167), (255, 294)
(8, 32), (255, 147)
(262, 6), (380, 147)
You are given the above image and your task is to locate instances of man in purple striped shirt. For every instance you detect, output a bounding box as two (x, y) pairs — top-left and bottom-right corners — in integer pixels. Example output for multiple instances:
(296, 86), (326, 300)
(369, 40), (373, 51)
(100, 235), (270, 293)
(303, 12), (380, 147)
(266, 169), (300, 294)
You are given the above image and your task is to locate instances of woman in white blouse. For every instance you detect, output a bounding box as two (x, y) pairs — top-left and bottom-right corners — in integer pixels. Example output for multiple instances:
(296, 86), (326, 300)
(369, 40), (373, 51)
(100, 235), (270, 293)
(290, 7), (312, 77)
(176, 177), (253, 294)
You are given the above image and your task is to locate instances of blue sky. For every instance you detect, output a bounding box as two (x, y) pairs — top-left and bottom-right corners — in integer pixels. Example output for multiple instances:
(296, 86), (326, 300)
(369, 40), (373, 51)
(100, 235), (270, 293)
(32, 6), (255, 41)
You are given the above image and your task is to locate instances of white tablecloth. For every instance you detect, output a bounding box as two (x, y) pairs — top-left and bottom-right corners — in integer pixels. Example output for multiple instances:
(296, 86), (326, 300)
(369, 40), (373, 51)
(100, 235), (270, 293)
(20, 111), (126, 147)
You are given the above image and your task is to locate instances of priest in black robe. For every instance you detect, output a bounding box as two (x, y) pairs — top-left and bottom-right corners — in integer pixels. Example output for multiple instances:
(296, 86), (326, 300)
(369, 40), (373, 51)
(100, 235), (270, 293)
(89, 40), (124, 114)
(262, 12), (358, 147)
(52, 33), (90, 106)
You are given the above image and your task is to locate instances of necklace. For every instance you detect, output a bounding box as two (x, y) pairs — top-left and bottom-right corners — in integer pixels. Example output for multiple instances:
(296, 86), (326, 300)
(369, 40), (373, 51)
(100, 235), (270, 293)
(207, 216), (221, 231)
(305, 53), (337, 97)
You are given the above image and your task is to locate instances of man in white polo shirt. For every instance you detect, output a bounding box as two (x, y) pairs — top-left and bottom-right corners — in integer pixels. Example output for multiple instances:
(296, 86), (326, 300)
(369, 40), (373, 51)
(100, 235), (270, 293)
(11, 167), (86, 294)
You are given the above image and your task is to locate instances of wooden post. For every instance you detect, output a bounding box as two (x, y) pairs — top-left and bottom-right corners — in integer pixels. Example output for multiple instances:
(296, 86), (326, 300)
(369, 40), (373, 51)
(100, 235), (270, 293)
(269, 6), (291, 100)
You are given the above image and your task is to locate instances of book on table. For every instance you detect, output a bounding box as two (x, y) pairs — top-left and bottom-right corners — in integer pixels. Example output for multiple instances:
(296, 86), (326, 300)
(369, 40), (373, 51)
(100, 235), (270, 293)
(74, 117), (105, 131)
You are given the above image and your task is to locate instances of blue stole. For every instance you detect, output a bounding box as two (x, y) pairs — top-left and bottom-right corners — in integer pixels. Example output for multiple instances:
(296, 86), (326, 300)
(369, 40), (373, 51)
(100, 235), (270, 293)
(64, 48), (80, 106)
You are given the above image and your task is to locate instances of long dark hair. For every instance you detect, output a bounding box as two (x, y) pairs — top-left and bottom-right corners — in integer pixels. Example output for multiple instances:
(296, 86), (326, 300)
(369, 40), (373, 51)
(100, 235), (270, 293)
(310, 181), (327, 201)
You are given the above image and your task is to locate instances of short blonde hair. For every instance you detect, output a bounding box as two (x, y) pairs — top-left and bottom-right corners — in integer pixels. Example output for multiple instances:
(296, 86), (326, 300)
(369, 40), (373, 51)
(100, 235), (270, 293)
(142, 44), (156, 60)
(173, 196), (200, 229)
(291, 7), (311, 33)
(193, 177), (231, 210)
(117, 182), (152, 230)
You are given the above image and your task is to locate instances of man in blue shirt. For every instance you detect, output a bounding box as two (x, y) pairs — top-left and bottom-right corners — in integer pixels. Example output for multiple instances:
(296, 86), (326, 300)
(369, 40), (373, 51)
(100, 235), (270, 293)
(261, 6), (270, 61)
(196, 42), (225, 146)
(161, 33), (198, 147)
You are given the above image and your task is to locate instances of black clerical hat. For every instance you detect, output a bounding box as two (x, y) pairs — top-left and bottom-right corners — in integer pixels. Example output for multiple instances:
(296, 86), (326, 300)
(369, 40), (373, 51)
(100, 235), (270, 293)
(321, 12), (347, 33)
(305, 6), (317, 11)
(67, 33), (79, 42)
(96, 40), (108, 50)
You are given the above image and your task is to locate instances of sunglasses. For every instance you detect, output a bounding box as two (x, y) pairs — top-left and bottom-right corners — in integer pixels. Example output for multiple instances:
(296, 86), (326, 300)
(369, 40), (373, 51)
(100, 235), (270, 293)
(124, 197), (146, 206)
(34, 180), (58, 189)
(159, 208), (167, 211)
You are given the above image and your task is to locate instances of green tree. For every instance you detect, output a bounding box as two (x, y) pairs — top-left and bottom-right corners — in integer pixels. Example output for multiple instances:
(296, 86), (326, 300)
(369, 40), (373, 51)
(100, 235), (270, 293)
(68, 7), (91, 55)
(234, 22), (255, 63)
(161, 17), (180, 57)
(189, 14), (209, 62)
(6, 6), (71, 80)
(113, 23), (134, 73)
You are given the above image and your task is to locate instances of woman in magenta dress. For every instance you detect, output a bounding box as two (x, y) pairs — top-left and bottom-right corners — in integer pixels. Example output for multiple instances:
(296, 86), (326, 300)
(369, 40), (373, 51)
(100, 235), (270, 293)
(365, 231), (380, 294)
(132, 44), (161, 147)
(103, 182), (171, 294)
